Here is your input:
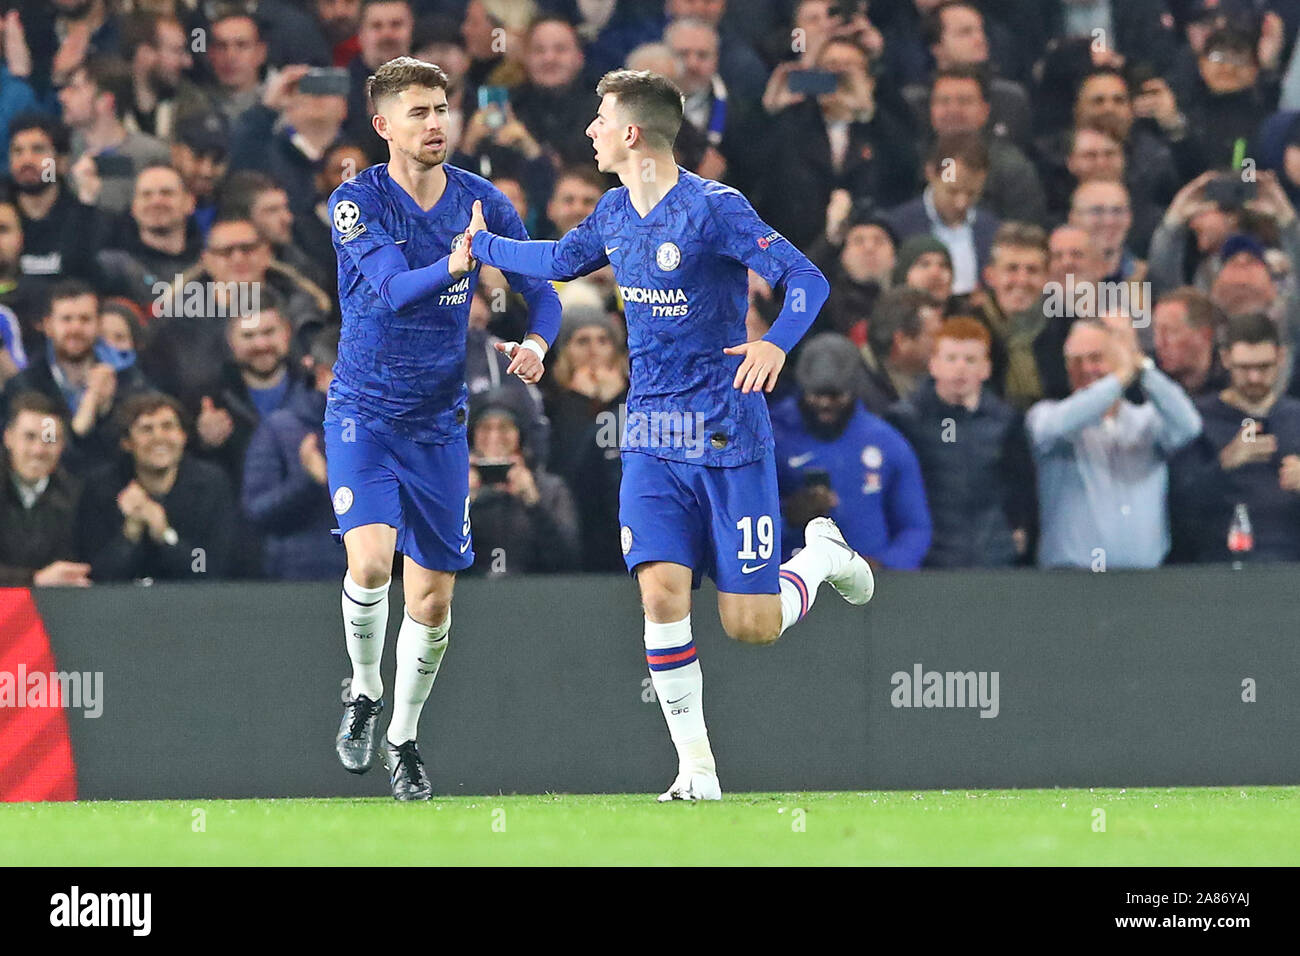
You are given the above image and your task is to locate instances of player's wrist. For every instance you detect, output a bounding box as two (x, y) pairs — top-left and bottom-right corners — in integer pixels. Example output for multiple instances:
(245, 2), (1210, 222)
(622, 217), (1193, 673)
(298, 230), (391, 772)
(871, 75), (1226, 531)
(518, 339), (546, 361)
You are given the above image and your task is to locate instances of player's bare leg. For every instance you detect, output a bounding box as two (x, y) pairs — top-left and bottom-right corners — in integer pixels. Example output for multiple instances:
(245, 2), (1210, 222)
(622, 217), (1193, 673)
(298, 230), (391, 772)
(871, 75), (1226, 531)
(637, 561), (722, 802)
(381, 557), (455, 801)
(718, 517), (875, 649)
(335, 523), (396, 774)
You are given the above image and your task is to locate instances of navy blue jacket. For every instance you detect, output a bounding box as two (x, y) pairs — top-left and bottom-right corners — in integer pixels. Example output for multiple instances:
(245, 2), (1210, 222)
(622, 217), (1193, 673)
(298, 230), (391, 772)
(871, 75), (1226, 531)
(1169, 393), (1300, 563)
(888, 379), (1036, 568)
(241, 387), (346, 580)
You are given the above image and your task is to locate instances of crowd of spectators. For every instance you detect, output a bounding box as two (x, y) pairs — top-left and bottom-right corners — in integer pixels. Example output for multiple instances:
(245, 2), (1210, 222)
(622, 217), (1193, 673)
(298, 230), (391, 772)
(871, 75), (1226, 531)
(5, 0), (1300, 586)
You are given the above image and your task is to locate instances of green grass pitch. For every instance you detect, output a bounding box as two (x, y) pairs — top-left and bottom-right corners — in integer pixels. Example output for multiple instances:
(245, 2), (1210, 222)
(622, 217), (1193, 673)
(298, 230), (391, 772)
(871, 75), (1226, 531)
(3, 787), (1298, 865)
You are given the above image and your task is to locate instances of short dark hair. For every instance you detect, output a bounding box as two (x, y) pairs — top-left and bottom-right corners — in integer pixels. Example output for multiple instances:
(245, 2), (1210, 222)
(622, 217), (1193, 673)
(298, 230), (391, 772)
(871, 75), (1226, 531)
(1222, 313), (1280, 350)
(817, 34), (871, 69)
(362, 0), (412, 14)
(8, 112), (70, 156)
(226, 287), (287, 331)
(1204, 28), (1256, 59)
(207, 213), (263, 239)
(932, 64), (989, 103)
(122, 12), (183, 60)
(554, 165), (605, 193)
(596, 69), (684, 150)
(869, 287), (938, 361)
(78, 55), (135, 121)
(116, 391), (188, 435)
(924, 1), (980, 49)
(366, 56), (449, 111)
(527, 14), (579, 47)
(1158, 287), (1218, 333)
(46, 279), (99, 315)
(1077, 66), (1130, 100)
(219, 170), (282, 219)
(927, 131), (989, 173)
(4, 390), (64, 433)
(209, 4), (265, 38)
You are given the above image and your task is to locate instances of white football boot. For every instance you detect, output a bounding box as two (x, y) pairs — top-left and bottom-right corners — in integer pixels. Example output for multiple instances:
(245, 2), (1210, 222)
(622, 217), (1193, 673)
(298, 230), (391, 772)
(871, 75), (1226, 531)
(657, 771), (723, 802)
(803, 516), (875, 605)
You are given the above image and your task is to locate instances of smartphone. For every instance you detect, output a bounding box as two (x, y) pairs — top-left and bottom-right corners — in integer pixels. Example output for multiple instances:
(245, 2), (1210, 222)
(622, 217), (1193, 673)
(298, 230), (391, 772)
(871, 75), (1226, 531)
(477, 460), (513, 485)
(94, 153), (135, 178)
(803, 468), (832, 490)
(299, 67), (351, 97)
(477, 85), (509, 130)
(1204, 175), (1257, 209)
(787, 69), (839, 97)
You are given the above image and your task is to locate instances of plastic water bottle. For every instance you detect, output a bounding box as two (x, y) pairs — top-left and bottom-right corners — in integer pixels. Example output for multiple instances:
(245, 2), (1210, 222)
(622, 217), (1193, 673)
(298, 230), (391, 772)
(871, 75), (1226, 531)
(1228, 503), (1253, 570)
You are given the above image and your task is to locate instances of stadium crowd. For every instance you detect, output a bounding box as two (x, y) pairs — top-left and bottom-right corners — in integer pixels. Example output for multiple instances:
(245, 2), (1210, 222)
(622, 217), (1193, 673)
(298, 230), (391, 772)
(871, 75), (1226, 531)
(4, 0), (1300, 585)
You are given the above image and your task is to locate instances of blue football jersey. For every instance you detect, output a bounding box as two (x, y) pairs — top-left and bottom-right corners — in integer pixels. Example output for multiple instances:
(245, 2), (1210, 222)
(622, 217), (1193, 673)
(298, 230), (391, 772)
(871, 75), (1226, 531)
(327, 163), (550, 443)
(529, 169), (815, 468)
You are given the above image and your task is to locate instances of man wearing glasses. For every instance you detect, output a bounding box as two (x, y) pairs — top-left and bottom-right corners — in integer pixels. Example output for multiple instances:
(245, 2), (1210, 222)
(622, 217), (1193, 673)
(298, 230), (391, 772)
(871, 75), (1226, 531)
(1173, 314), (1300, 562)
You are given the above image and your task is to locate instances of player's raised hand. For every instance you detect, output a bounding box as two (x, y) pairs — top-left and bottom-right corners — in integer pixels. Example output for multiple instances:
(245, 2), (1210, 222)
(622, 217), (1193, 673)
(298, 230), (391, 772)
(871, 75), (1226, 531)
(724, 340), (786, 394)
(465, 200), (487, 245)
(495, 337), (546, 385)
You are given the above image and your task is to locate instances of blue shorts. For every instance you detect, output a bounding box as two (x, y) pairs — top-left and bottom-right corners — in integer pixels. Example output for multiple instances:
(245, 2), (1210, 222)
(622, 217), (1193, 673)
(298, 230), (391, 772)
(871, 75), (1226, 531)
(618, 451), (781, 594)
(324, 420), (473, 572)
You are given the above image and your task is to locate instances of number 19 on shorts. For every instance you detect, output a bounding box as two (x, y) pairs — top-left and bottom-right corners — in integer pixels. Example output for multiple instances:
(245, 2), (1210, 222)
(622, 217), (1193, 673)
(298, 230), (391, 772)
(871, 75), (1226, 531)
(736, 515), (774, 560)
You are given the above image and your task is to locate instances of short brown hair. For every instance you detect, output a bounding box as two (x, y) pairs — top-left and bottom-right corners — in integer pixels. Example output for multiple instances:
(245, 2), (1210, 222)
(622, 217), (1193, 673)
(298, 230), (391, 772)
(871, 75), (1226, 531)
(46, 279), (99, 316)
(116, 392), (188, 436)
(366, 56), (448, 111)
(932, 64), (989, 102)
(991, 221), (1048, 261)
(1159, 287), (1218, 332)
(554, 164), (606, 193)
(596, 69), (684, 151)
(4, 391), (64, 433)
(927, 131), (989, 173)
(933, 315), (991, 354)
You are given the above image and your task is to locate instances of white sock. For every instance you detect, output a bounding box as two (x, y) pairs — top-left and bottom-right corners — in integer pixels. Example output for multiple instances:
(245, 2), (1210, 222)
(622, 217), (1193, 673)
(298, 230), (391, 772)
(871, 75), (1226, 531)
(777, 538), (846, 635)
(644, 615), (715, 777)
(386, 607), (451, 745)
(342, 572), (390, 700)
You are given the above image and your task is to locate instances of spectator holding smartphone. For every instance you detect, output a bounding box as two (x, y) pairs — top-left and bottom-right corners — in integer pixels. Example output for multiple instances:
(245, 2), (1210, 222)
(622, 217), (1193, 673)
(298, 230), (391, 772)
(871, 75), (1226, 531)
(59, 55), (170, 216)
(758, 35), (917, 248)
(467, 398), (578, 576)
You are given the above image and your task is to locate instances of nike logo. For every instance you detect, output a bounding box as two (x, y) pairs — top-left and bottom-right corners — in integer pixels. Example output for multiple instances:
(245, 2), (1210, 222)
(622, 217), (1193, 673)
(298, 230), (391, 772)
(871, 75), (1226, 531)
(417, 657), (436, 665)
(666, 694), (689, 704)
(741, 562), (769, 574)
(349, 620), (367, 627)
(825, 537), (855, 554)
(788, 452), (816, 468)
(395, 239), (407, 244)
(460, 538), (470, 553)
(604, 245), (619, 255)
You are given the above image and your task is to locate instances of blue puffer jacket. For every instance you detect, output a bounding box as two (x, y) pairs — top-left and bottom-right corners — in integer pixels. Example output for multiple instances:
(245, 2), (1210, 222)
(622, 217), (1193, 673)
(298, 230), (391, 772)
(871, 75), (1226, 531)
(241, 387), (346, 580)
